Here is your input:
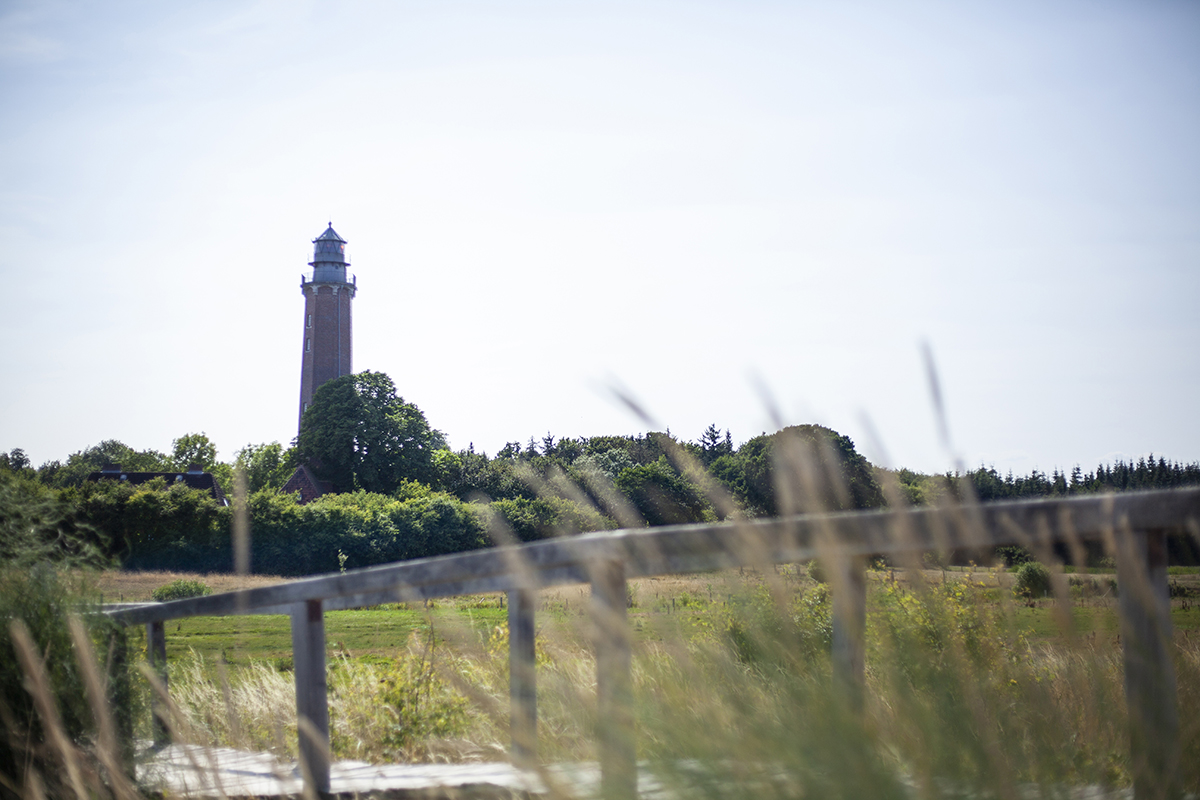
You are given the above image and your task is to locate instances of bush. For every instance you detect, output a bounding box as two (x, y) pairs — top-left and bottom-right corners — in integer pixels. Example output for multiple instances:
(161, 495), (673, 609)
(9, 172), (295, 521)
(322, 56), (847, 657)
(0, 469), (103, 567)
(1014, 561), (1052, 598)
(0, 470), (133, 799)
(486, 495), (614, 542)
(615, 457), (712, 525)
(152, 578), (212, 602)
(70, 478), (232, 571)
(0, 565), (133, 800)
(378, 642), (470, 748)
(249, 488), (488, 576)
(995, 545), (1034, 567)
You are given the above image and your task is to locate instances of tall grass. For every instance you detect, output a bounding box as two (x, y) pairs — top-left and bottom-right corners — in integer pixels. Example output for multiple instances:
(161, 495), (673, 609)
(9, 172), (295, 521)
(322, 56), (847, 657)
(0, 467), (136, 800)
(149, 568), (1199, 797)
(0, 573), (139, 800)
(4, 425), (1197, 798)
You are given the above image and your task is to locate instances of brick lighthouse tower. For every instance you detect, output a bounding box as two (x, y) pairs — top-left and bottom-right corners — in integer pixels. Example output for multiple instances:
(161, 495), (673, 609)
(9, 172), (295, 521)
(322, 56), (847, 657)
(298, 223), (356, 431)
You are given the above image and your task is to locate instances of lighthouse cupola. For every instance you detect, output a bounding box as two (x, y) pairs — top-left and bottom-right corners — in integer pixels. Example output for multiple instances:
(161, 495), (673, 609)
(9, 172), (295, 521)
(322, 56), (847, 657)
(310, 224), (349, 282)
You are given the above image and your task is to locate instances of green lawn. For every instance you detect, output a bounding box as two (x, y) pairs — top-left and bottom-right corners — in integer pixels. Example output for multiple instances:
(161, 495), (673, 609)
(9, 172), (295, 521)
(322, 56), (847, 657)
(135, 603), (508, 667)
(129, 584), (1200, 670)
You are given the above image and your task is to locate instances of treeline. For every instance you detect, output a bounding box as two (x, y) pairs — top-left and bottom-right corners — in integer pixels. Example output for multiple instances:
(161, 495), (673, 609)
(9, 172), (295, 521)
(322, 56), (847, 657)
(0, 420), (885, 576)
(893, 457), (1200, 506)
(0, 471), (491, 577)
(2, 370), (1198, 576)
(1, 435), (294, 495)
(436, 423), (883, 527)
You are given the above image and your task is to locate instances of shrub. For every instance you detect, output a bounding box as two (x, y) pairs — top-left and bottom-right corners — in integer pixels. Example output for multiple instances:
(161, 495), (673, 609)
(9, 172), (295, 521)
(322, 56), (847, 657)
(615, 457), (713, 526)
(922, 550), (947, 569)
(807, 559), (827, 584)
(152, 578), (213, 602)
(248, 488), (488, 576)
(1014, 561), (1052, 598)
(70, 478), (232, 571)
(486, 495), (614, 542)
(0, 565), (133, 800)
(995, 545), (1033, 567)
(377, 642), (470, 748)
(0, 469), (103, 567)
(0, 471), (132, 799)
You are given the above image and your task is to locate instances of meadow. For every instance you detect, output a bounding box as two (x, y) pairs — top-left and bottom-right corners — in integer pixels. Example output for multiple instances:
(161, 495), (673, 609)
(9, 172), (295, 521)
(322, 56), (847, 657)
(100, 567), (1200, 666)
(94, 563), (1200, 797)
(8, 423), (1198, 796)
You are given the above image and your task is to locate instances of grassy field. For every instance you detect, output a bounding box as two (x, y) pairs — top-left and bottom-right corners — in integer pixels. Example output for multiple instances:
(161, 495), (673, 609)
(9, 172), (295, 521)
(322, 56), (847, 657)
(101, 567), (1200, 665)
(21, 562), (1183, 797)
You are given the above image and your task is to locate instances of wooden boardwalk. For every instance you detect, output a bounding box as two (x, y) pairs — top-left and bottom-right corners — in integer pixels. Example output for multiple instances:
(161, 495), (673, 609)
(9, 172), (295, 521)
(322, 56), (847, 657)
(135, 745), (1143, 799)
(137, 745), (671, 798)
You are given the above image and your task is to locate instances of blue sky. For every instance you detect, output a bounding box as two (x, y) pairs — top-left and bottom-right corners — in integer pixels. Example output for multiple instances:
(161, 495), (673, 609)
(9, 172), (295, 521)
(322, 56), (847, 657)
(2, 0), (1197, 475)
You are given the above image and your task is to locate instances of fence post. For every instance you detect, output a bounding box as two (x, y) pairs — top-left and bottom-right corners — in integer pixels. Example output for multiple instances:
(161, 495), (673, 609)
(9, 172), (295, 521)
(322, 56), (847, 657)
(1117, 529), (1179, 800)
(107, 624), (134, 774)
(831, 555), (866, 714)
(146, 619), (170, 746)
(591, 559), (635, 800)
(508, 589), (538, 768)
(290, 600), (331, 796)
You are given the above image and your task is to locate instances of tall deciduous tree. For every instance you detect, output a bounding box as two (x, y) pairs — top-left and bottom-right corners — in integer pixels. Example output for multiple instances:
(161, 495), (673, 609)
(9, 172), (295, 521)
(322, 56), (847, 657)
(719, 425), (883, 516)
(298, 371), (441, 494)
(171, 432), (218, 471)
(615, 456), (711, 526)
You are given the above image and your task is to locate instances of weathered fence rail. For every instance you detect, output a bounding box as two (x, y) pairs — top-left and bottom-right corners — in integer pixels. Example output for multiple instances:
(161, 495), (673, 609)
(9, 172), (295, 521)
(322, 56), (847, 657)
(107, 487), (1200, 799)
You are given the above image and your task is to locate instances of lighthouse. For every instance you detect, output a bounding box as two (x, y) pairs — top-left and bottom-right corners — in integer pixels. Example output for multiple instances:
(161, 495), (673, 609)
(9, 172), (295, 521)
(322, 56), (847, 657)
(298, 223), (356, 432)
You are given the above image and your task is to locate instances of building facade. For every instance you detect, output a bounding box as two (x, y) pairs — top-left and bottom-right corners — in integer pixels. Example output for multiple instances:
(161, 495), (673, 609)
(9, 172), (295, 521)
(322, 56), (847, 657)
(298, 224), (356, 432)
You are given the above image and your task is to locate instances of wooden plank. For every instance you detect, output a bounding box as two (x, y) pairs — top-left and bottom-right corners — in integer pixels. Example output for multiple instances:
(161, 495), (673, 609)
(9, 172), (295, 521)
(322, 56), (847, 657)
(290, 600), (331, 795)
(1117, 529), (1179, 799)
(591, 559), (635, 800)
(830, 555), (866, 714)
(106, 488), (1200, 626)
(146, 620), (170, 746)
(508, 589), (537, 768)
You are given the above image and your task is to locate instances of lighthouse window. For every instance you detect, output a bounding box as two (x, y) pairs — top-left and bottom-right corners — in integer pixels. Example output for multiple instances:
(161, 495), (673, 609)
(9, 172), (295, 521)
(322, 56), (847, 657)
(306, 338), (311, 352)
(307, 314), (312, 328)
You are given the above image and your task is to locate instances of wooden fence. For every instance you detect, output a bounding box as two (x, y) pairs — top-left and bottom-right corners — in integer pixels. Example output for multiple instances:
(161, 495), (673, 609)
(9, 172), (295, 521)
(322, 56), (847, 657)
(106, 487), (1200, 799)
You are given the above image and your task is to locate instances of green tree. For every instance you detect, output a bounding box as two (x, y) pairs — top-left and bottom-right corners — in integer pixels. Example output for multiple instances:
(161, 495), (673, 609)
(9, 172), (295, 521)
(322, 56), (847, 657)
(234, 442), (293, 493)
(486, 496), (614, 541)
(0, 448), (31, 474)
(44, 440), (172, 487)
(718, 425), (883, 516)
(171, 432), (218, 471)
(615, 456), (712, 526)
(298, 371), (441, 494)
(697, 424), (733, 466)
